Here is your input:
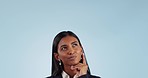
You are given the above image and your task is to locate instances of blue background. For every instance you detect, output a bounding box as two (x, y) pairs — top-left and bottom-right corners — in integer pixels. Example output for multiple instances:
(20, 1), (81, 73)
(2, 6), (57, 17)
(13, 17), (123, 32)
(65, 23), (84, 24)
(0, 0), (148, 78)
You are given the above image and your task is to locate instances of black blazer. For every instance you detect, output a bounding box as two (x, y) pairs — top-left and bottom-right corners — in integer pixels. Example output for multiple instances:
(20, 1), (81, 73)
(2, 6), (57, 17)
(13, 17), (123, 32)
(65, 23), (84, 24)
(47, 74), (101, 78)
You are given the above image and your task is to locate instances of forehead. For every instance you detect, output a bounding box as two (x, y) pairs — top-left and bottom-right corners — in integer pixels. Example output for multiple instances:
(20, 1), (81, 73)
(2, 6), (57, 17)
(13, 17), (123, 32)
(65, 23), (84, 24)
(58, 36), (78, 46)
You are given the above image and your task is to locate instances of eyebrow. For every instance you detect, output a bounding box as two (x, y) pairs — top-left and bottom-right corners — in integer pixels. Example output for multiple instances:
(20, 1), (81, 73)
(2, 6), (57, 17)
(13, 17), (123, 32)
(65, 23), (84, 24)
(71, 41), (78, 45)
(60, 41), (78, 48)
(60, 45), (67, 48)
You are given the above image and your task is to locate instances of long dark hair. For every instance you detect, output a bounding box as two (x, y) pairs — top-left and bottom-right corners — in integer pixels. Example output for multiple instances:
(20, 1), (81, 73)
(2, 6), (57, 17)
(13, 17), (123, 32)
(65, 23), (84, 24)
(51, 31), (91, 76)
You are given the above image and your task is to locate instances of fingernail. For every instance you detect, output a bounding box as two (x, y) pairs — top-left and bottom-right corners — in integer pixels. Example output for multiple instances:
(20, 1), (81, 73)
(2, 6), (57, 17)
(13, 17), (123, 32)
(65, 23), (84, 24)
(71, 66), (74, 70)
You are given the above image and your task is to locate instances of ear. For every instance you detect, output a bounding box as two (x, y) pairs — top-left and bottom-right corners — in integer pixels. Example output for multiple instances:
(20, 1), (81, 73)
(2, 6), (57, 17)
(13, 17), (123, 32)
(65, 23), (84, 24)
(54, 53), (59, 61)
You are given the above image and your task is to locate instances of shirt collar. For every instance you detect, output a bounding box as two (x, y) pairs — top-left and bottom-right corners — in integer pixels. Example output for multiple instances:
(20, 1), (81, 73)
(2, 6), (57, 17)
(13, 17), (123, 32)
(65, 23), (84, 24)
(62, 71), (78, 78)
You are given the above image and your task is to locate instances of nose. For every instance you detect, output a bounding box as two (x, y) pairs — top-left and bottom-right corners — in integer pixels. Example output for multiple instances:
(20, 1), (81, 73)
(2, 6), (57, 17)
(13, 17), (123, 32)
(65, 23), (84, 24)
(68, 47), (75, 55)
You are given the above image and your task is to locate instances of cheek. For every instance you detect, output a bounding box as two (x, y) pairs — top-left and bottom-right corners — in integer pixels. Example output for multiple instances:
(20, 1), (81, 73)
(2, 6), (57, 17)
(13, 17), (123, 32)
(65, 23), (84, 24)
(76, 48), (83, 54)
(77, 50), (83, 57)
(58, 54), (67, 60)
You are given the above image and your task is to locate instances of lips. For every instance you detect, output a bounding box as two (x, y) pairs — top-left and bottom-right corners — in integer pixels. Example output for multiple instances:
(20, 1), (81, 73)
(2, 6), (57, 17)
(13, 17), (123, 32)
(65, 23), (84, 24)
(68, 56), (77, 60)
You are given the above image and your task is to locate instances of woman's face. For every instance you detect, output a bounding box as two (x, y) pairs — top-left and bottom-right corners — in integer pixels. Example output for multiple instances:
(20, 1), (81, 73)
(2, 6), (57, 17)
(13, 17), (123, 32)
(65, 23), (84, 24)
(56, 36), (83, 66)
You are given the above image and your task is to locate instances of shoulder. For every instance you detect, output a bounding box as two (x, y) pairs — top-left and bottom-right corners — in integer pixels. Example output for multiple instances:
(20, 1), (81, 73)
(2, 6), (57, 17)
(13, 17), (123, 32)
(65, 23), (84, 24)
(46, 76), (53, 78)
(79, 74), (101, 78)
(46, 75), (62, 78)
(46, 74), (100, 78)
(90, 74), (101, 78)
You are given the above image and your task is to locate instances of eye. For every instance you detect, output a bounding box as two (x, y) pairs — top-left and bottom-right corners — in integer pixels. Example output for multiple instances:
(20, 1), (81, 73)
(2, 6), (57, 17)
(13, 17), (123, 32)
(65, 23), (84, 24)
(61, 46), (67, 51)
(72, 43), (78, 47)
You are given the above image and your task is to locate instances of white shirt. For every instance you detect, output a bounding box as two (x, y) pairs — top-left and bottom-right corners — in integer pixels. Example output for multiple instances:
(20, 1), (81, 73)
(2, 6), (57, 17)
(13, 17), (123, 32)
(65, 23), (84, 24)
(62, 71), (79, 78)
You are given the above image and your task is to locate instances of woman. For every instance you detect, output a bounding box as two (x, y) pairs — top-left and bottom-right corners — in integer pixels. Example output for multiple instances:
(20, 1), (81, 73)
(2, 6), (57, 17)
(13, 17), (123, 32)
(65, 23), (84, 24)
(47, 31), (100, 78)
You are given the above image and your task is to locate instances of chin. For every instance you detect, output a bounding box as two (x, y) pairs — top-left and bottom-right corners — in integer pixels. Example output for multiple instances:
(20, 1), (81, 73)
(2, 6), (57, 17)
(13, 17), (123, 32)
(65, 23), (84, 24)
(69, 61), (80, 66)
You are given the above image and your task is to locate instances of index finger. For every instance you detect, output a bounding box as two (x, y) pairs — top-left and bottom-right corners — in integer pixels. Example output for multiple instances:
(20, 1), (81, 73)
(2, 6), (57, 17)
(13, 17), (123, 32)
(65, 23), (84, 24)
(82, 53), (87, 65)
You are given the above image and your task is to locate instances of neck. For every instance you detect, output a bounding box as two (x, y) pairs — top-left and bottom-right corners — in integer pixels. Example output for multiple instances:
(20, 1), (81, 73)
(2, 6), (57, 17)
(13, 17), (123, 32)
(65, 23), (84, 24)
(63, 65), (77, 78)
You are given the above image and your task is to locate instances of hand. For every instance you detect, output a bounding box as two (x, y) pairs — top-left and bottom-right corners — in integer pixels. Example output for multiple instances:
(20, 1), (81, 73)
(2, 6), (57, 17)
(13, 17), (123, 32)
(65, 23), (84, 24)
(71, 53), (88, 77)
